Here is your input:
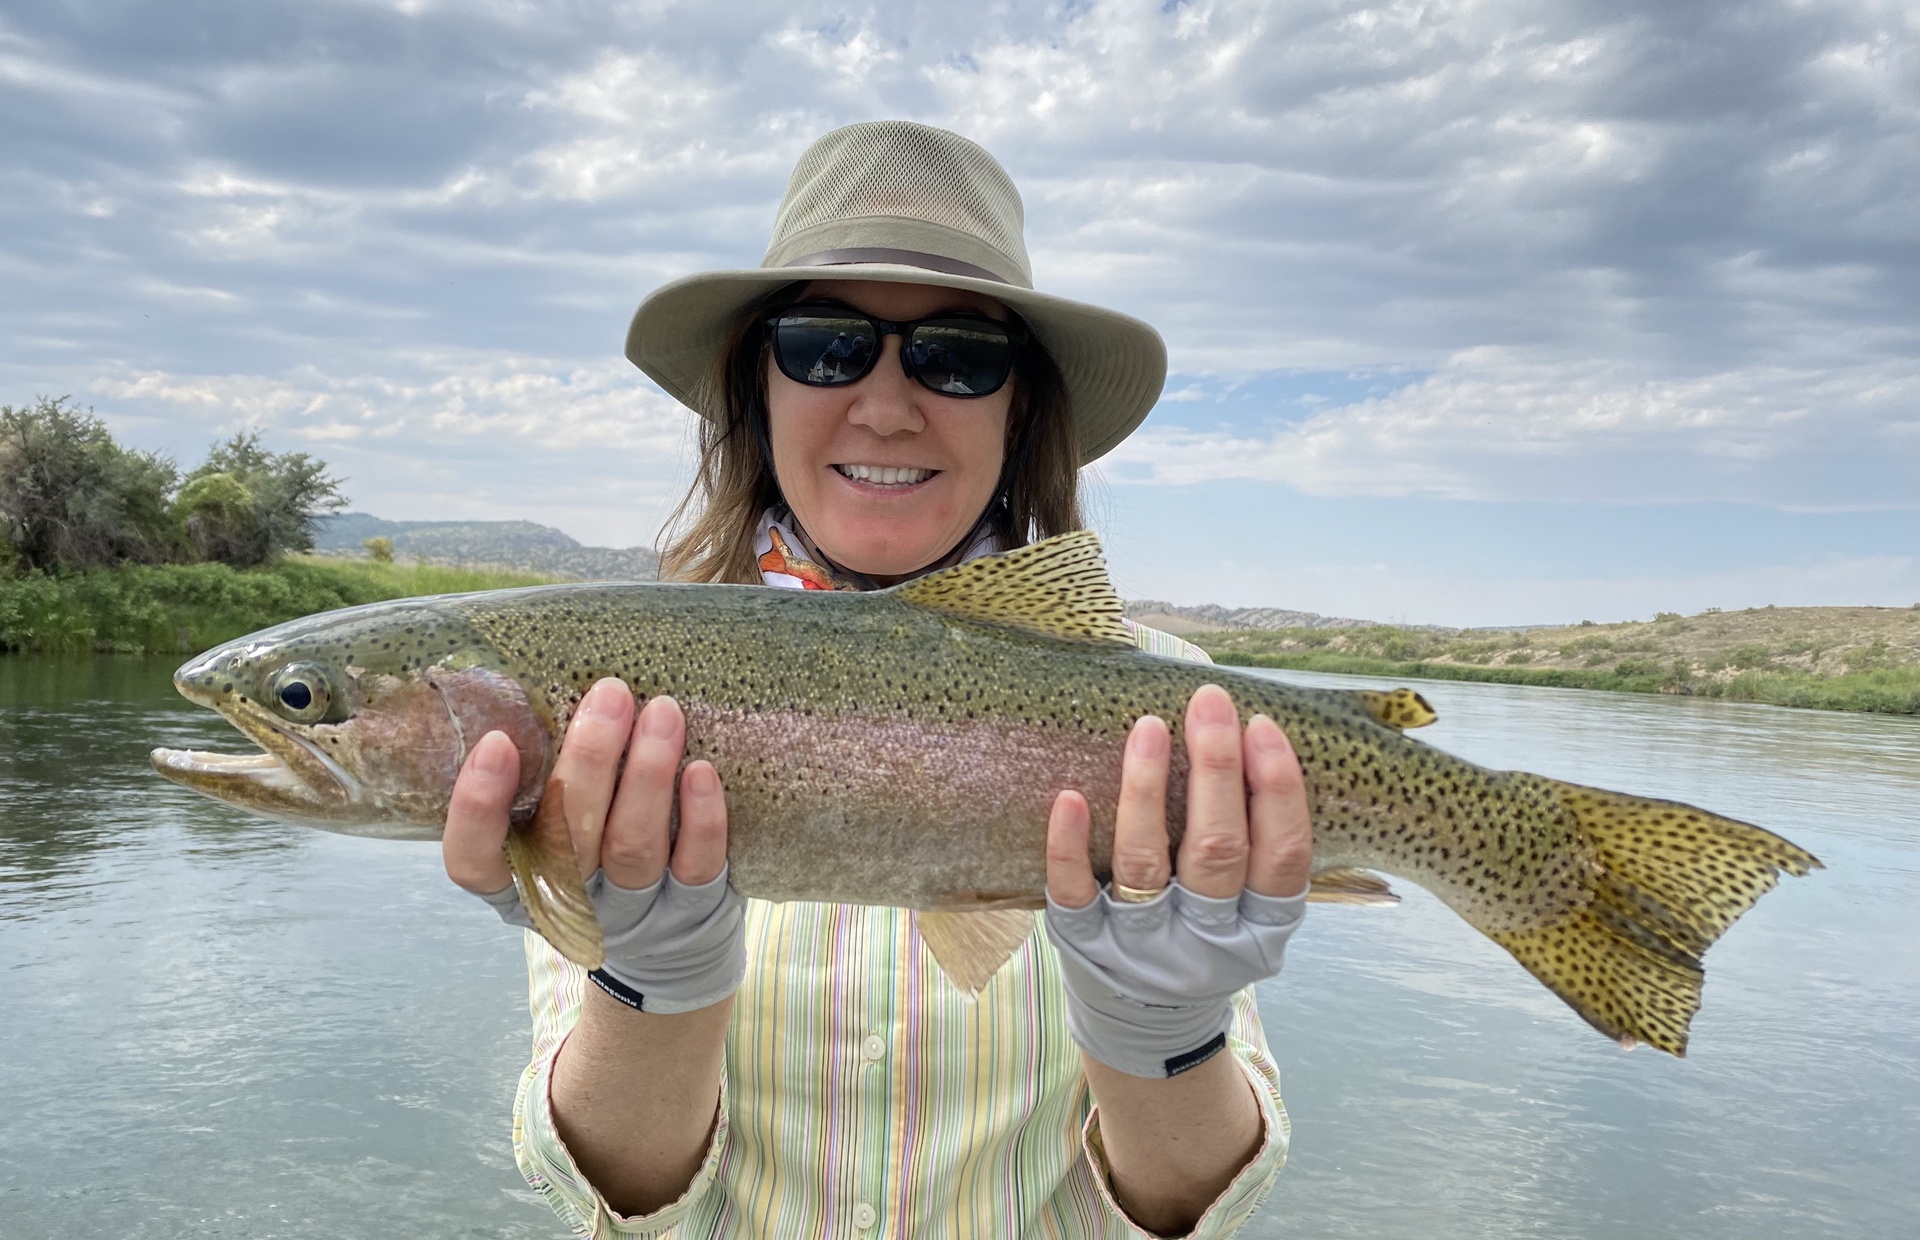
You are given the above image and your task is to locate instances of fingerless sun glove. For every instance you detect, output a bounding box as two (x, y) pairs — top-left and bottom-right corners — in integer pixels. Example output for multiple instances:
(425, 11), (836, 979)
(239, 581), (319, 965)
(1044, 881), (1307, 1079)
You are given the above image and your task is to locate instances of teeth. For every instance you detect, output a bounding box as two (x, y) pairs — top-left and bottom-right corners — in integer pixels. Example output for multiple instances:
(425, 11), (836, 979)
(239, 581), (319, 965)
(838, 464), (933, 486)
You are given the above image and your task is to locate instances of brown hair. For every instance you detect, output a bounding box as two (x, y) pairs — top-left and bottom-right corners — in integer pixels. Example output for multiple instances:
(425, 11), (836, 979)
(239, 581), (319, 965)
(656, 295), (1083, 584)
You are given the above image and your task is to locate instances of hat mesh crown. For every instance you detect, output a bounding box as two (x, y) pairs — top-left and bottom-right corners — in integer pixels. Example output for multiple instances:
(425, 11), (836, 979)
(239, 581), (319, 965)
(766, 122), (1031, 285)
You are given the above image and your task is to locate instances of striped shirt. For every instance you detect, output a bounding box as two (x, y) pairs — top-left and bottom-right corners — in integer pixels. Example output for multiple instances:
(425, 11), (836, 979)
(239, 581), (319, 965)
(511, 621), (1291, 1238)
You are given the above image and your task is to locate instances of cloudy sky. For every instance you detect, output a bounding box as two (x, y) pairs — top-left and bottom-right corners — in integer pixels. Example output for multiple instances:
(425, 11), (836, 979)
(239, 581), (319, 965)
(4, 0), (1913, 624)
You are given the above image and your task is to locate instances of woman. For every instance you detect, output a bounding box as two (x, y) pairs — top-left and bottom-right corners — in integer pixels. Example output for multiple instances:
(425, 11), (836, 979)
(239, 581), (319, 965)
(443, 122), (1313, 1239)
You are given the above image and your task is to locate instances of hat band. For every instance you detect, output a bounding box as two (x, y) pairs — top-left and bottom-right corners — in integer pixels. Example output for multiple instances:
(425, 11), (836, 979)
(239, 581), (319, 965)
(782, 247), (1009, 285)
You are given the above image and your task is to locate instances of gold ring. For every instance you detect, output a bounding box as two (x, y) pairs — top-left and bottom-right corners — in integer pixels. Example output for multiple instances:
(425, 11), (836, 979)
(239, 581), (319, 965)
(1111, 882), (1168, 904)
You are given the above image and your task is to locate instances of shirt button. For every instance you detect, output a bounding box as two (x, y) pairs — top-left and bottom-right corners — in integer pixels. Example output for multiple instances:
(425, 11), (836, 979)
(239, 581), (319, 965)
(861, 1034), (886, 1062)
(853, 1202), (877, 1230)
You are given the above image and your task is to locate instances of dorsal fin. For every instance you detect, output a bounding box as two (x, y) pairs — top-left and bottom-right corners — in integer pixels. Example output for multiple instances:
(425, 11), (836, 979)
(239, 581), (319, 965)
(891, 530), (1133, 646)
(1354, 687), (1438, 730)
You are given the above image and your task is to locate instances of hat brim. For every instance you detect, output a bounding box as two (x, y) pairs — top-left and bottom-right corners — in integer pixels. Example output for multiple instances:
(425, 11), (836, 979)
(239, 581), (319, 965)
(626, 264), (1166, 465)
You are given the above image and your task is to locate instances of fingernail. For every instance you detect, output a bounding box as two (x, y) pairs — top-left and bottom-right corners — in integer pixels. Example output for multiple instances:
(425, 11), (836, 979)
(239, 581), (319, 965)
(1246, 714), (1284, 752)
(1129, 715), (1170, 759)
(475, 732), (515, 777)
(1190, 684), (1237, 727)
(640, 695), (679, 739)
(687, 762), (718, 795)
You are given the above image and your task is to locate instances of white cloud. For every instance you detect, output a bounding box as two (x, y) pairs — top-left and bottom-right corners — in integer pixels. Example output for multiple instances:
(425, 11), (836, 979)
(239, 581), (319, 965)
(1108, 348), (1918, 505)
(91, 355), (692, 455)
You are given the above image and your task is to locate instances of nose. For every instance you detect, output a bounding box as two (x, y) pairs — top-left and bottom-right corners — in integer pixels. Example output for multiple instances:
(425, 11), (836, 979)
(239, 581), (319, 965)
(843, 334), (925, 438)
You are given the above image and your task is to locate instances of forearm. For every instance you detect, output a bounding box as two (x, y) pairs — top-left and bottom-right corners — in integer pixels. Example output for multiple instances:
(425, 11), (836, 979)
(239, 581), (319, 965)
(549, 986), (732, 1217)
(1083, 1050), (1263, 1236)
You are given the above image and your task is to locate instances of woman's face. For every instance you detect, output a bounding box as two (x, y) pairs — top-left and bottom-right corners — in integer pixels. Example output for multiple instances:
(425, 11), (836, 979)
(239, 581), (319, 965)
(767, 279), (1014, 584)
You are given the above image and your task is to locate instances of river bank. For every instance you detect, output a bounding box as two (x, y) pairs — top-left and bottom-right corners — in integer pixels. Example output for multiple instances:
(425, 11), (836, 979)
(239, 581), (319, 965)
(0, 557), (555, 656)
(4, 561), (1910, 714)
(1197, 605), (1919, 715)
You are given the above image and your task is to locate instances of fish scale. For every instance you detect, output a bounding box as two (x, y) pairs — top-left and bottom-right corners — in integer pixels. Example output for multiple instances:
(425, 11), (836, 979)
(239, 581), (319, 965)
(151, 530), (1819, 1056)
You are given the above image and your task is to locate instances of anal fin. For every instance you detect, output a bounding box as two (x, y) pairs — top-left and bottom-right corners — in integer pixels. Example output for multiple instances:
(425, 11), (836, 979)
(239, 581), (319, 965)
(1308, 867), (1401, 906)
(505, 778), (605, 969)
(915, 909), (1036, 997)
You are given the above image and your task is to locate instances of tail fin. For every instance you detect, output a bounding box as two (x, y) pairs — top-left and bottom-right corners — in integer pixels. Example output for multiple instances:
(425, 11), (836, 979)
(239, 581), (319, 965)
(1489, 776), (1820, 1056)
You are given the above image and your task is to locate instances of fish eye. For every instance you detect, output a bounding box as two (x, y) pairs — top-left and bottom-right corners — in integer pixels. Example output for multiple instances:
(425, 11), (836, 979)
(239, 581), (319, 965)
(269, 663), (334, 724)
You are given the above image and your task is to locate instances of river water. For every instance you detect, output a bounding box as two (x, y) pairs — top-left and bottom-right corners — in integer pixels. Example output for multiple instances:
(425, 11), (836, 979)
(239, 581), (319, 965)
(1, 658), (1914, 1238)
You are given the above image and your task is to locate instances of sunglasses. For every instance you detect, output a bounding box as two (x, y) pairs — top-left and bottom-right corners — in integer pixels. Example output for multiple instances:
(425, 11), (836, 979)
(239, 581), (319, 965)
(764, 303), (1027, 398)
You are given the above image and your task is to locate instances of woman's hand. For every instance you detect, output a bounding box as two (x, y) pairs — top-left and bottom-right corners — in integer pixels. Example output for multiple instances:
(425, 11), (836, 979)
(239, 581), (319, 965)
(1048, 681), (1313, 915)
(442, 677), (744, 1014)
(444, 677), (739, 1215)
(1043, 682), (1312, 1233)
(1044, 683), (1314, 1077)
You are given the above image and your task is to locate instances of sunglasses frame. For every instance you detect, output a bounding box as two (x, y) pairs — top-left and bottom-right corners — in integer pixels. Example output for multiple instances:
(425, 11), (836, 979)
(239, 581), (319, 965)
(762, 302), (1029, 399)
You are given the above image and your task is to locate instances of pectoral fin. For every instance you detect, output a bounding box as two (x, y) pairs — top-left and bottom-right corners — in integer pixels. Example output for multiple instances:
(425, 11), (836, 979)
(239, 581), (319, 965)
(504, 778), (605, 969)
(915, 909), (1036, 997)
(1308, 867), (1402, 906)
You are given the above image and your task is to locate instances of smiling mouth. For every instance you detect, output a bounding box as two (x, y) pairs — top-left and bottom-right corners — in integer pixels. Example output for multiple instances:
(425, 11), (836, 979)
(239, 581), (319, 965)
(834, 463), (937, 488)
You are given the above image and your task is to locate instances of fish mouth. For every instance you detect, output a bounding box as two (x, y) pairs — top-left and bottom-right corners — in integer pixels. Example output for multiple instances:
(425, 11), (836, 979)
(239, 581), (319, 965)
(151, 673), (361, 823)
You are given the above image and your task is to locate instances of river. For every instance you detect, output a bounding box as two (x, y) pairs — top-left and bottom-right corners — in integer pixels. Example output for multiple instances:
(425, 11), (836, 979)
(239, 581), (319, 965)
(2, 658), (1914, 1238)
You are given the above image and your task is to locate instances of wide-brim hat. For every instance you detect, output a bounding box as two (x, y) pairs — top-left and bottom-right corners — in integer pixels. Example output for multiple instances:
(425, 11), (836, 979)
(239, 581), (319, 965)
(626, 121), (1166, 465)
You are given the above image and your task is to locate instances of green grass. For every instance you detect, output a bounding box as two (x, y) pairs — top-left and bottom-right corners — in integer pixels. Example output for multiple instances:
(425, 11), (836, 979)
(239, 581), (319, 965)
(0, 557), (556, 656)
(1210, 650), (1920, 715)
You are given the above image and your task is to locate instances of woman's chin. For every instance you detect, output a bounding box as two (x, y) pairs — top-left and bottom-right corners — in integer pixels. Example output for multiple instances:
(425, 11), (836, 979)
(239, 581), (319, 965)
(816, 525), (970, 580)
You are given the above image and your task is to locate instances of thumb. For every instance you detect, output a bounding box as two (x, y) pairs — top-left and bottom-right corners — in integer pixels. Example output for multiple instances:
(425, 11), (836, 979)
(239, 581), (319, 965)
(443, 730), (519, 894)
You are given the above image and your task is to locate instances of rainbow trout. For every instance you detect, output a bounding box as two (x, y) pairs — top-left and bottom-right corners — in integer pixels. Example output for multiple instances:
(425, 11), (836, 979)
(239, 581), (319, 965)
(151, 532), (1817, 1055)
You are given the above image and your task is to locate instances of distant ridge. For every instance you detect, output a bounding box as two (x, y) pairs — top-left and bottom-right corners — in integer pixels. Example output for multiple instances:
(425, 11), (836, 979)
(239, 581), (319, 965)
(1123, 599), (1376, 635)
(313, 513), (659, 582)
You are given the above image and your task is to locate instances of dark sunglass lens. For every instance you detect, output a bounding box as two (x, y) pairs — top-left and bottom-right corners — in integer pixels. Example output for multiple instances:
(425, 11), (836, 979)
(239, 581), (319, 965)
(904, 321), (1015, 396)
(772, 313), (877, 386)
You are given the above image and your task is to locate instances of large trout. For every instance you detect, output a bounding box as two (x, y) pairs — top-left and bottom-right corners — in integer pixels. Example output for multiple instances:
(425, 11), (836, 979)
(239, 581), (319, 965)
(151, 532), (1817, 1055)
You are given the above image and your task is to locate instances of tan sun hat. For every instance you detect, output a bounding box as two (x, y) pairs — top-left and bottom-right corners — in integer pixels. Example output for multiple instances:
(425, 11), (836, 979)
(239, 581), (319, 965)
(625, 121), (1167, 464)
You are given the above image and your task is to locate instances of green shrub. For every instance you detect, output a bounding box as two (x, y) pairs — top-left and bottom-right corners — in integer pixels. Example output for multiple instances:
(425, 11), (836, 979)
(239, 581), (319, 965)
(0, 397), (180, 571)
(1845, 639), (1893, 671)
(0, 558), (554, 655)
(176, 433), (345, 567)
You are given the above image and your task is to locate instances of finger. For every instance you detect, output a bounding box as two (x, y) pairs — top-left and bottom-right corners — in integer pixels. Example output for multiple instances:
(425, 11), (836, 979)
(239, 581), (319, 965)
(1046, 790), (1099, 910)
(1245, 715), (1313, 897)
(443, 730), (519, 894)
(553, 677), (637, 880)
(670, 760), (730, 885)
(1110, 714), (1173, 893)
(600, 694), (684, 889)
(1176, 683), (1251, 899)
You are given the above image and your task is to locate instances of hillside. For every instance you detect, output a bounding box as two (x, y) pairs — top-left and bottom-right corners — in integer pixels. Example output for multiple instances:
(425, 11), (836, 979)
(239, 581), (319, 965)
(1123, 599), (1374, 634)
(313, 513), (658, 581)
(1196, 604), (1919, 714)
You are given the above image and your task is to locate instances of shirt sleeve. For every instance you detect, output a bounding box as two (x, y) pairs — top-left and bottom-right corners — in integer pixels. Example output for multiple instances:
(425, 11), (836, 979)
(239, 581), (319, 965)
(1076, 989), (1291, 1238)
(511, 931), (732, 1239)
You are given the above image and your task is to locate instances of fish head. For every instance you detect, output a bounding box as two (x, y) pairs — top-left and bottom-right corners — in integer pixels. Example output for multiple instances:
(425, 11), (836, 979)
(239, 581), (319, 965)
(150, 598), (551, 837)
